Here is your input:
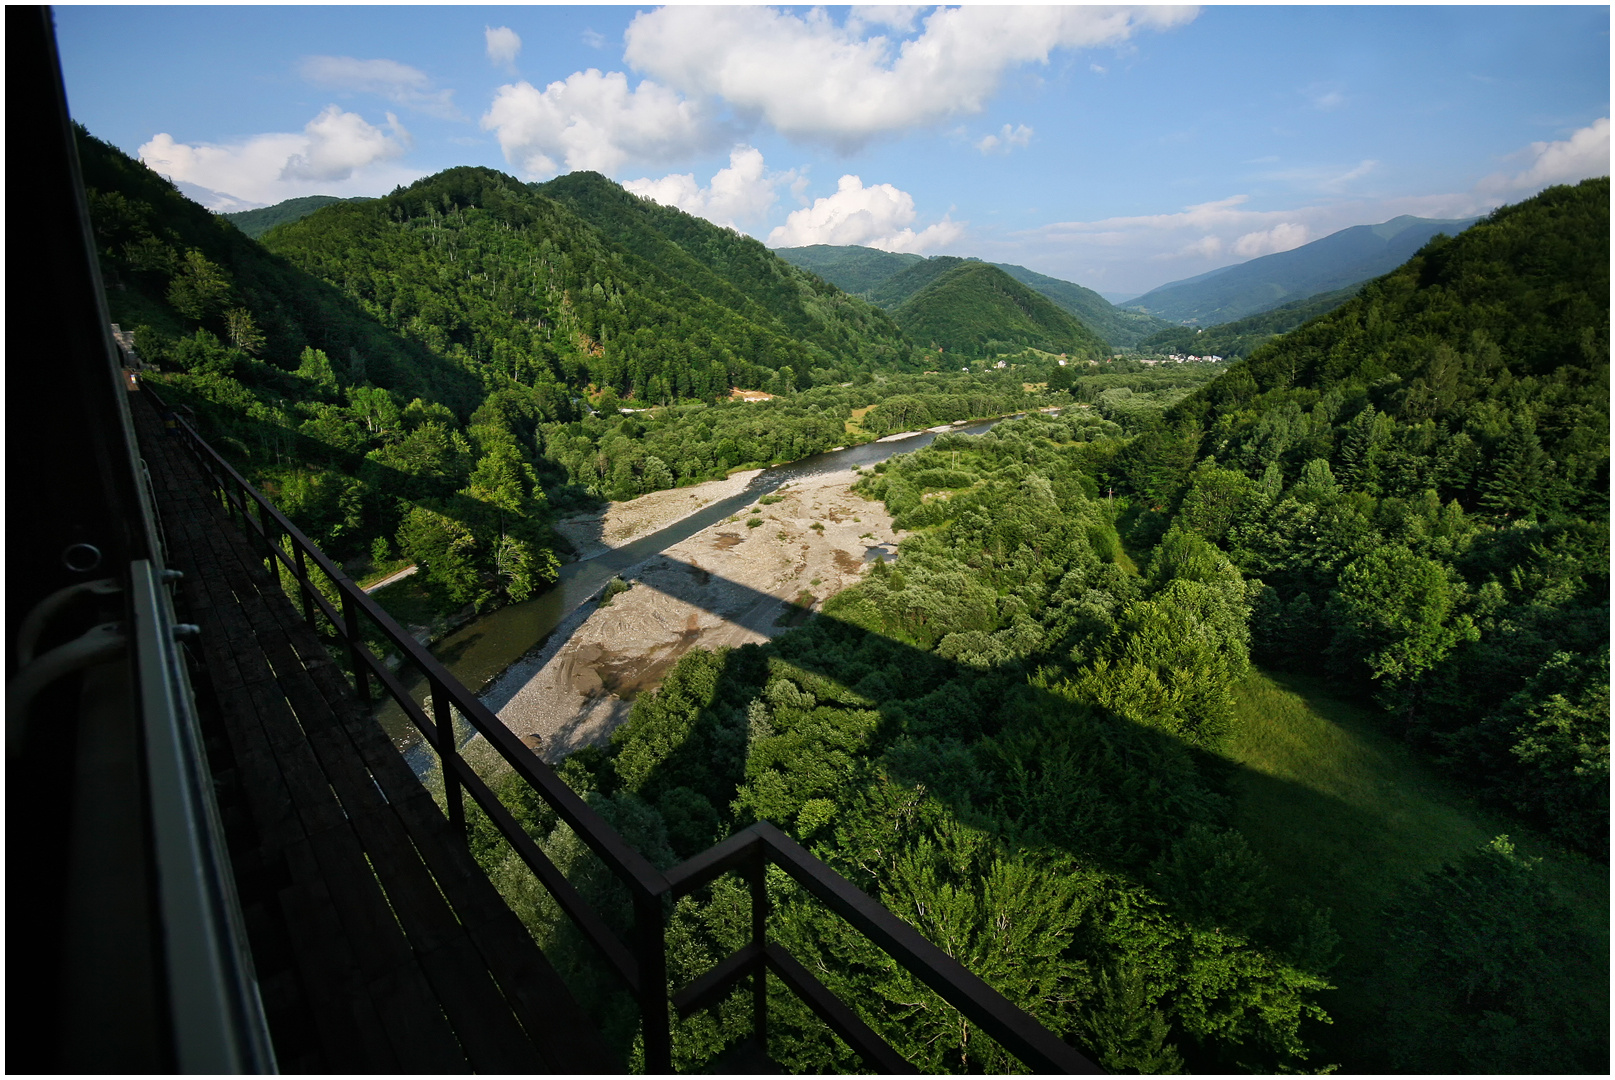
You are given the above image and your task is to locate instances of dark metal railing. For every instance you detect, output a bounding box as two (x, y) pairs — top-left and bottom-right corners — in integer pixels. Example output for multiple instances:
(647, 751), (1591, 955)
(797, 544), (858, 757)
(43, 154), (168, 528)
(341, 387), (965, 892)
(146, 387), (1100, 1074)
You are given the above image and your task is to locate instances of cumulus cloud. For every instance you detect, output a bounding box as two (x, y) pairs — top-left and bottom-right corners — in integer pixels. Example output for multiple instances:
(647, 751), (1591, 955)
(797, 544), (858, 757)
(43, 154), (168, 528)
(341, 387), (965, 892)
(1479, 117), (1609, 195)
(977, 123), (1033, 155)
(623, 5), (1197, 149)
(624, 146), (791, 228)
(299, 55), (459, 119)
(481, 69), (716, 178)
(768, 174), (963, 253)
(1234, 222), (1309, 258)
(139, 106), (418, 206)
(485, 26), (521, 69)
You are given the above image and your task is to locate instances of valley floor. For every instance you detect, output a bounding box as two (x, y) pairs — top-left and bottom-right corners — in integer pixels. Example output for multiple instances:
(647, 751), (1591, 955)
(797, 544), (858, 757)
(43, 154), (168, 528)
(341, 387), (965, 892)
(489, 468), (901, 760)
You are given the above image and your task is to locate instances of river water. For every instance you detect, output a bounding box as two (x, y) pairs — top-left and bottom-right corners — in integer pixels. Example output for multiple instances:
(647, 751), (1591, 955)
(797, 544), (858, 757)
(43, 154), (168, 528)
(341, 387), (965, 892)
(381, 417), (1011, 760)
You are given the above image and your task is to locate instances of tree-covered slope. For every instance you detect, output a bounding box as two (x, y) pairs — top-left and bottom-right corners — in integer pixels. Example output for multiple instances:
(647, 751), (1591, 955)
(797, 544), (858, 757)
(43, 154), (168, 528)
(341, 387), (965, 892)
(991, 261), (1171, 347)
(1127, 177), (1609, 857)
(224, 194), (373, 239)
(537, 173), (920, 375)
(1126, 214), (1480, 325)
(1136, 284), (1363, 360)
(894, 261), (1111, 359)
(264, 167), (905, 405)
(864, 254), (971, 309)
(77, 126), (483, 412)
(767, 243), (925, 295)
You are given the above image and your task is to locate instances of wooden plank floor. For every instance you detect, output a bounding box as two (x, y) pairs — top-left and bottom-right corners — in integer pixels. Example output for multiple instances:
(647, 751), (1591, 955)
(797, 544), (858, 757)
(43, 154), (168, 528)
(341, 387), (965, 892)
(131, 392), (623, 1074)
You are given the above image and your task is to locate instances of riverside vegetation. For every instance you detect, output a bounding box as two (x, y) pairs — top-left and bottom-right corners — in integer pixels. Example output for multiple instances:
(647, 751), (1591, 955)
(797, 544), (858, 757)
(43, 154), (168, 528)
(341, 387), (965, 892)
(81, 114), (1606, 1074)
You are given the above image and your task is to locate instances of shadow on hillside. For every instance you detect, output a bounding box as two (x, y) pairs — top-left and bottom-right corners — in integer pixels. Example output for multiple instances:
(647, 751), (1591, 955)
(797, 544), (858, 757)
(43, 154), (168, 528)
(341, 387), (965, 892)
(524, 551), (1416, 1069)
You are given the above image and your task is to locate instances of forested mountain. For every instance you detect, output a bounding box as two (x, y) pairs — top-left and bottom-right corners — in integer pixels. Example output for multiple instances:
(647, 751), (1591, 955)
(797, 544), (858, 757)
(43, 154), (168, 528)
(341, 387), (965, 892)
(1124, 214), (1480, 325)
(1136, 284), (1363, 360)
(991, 261), (1172, 347)
(1146, 178), (1609, 856)
(262, 167), (919, 405)
(223, 194), (373, 239)
(535, 173), (919, 379)
(765, 243), (925, 295)
(893, 260), (1111, 360)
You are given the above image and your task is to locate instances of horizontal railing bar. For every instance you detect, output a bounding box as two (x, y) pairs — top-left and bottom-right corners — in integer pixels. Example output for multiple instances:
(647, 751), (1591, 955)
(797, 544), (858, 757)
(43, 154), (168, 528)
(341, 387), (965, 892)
(154, 398), (670, 902)
(756, 823), (1098, 1074)
(665, 824), (765, 899)
(449, 758), (640, 993)
(671, 941), (761, 1019)
(764, 943), (917, 1075)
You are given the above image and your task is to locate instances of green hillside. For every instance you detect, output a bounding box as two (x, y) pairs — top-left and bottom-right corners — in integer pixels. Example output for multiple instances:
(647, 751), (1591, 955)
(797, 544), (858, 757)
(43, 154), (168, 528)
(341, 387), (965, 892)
(1147, 177), (1610, 858)
(769, 243), (924, 294)
(894, 261), (1111, 359)
(224, 194), (373, 239)
(1126, 214), (1479, 325)
(535, 173), (919, 376)
(1136, 285), (1363, 359)
(991, 261), (1172, 347)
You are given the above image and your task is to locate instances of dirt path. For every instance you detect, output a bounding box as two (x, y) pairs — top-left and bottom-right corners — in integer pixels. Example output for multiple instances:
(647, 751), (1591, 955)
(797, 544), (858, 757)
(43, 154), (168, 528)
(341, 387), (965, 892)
(492, 467), (899, 761)
(363, 563), (418, 593)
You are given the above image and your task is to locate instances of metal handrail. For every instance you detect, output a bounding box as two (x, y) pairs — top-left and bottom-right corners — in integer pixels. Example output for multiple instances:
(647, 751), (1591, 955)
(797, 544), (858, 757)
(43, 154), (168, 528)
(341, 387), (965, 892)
(144, 386), (1100, 1074)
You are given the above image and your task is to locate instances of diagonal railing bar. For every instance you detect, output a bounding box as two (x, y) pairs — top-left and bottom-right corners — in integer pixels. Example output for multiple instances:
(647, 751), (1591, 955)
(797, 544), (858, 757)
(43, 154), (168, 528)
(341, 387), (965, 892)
(143, 387), (1103, 1075)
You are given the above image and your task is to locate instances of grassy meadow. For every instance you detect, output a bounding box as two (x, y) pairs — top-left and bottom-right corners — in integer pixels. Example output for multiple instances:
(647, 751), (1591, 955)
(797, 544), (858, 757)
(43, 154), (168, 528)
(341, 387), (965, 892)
(1222, 668), (1609, 1069)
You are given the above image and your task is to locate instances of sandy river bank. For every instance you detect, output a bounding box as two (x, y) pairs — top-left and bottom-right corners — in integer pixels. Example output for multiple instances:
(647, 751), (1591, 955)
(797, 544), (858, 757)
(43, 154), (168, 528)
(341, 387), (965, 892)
(483, 466), (899, 761)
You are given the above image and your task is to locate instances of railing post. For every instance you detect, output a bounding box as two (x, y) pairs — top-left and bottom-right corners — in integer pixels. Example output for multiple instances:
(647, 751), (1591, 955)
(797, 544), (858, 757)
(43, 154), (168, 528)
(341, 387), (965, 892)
(292, 545), (315, 627)
(751, 841), (769, 1053)
(635, 888), (672, 1074)
(340, 591), (371, 704)
(430, 678), (465, 834)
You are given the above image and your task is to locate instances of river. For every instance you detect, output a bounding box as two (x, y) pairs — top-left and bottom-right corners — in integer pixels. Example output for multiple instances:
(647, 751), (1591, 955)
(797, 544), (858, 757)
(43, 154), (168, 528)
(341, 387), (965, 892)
(381, 417), (1013, 763)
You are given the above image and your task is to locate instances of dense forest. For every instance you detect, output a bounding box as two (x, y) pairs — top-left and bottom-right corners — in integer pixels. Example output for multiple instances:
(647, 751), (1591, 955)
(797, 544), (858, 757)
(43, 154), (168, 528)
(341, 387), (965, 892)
(223, 194), (373, 239)
(891, 260), (1112, 360)
(465, 179), (1607, 1073)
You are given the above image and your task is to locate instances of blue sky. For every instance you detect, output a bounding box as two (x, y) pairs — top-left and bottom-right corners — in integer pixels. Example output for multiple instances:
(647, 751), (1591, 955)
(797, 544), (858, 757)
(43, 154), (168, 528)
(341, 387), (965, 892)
(56, 4), (1609, 299)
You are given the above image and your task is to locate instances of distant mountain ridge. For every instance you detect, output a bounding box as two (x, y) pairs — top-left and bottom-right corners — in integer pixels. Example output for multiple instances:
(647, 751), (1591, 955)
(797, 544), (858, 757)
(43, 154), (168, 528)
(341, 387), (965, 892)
(224, 195), (373, 238)
(772, 244), (1171, 348)
(1122, 214), (1480, 325)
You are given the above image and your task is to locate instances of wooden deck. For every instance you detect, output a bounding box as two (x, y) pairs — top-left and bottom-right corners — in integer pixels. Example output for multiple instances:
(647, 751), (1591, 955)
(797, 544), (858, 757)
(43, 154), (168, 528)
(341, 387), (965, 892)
(131, 392), (622, 1074)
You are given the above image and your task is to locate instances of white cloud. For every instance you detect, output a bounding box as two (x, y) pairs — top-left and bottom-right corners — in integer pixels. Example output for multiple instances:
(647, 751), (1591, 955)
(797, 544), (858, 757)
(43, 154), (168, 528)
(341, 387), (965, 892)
(139, 106), (418, 206)
(1479, 117), (1610, 195)
(1233, 222), (1309, 258)
(485, 26), (521, 70)
(582, 28), (606, 50)
(768, 174), (964, 253)
(623, 5), (1197, 149)
(300, 55), (459, 119)
(977, 123), (1033, 155)
(624, 146), (791, 228)
(480, 69), (716, 178)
